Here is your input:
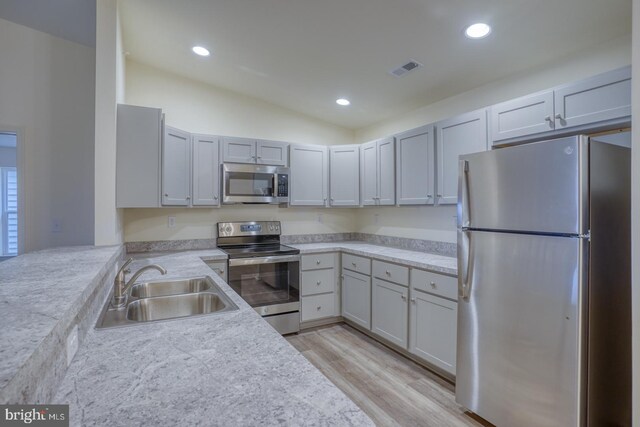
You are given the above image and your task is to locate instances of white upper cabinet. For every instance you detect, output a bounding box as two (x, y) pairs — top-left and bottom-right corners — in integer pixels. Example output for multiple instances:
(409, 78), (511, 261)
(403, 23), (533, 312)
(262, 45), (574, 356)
(360, 141), (378, 206)
(191, 134), (221, 206)
(116, 104), (162, 208)
(290, 144), (328, 206)
(490, 91), (555, 143)
(329, 145), (360, 206)
(162, 126), (191, 206)
(256, 140), (288, 166)
(491, 66), (631, 145)
(360, 137), (395, 206)
(223, 137), (288, 166)
(222, 136), (256, 164)
(395, 125), (435, 205)
(553, 66), (631, 130)
(436, 109), (488, 205)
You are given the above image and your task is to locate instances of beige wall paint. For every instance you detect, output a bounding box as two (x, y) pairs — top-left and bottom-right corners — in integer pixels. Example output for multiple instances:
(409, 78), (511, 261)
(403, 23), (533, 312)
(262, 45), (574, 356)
(352, 34), (631, 243)
(94, 0), (124, 246)
(125, 60), (354, 145)
(0, 17), (95, 252)
(631, 0), (639, 424)
(124, 206), (355, 242)
(123, 59), (356, 242)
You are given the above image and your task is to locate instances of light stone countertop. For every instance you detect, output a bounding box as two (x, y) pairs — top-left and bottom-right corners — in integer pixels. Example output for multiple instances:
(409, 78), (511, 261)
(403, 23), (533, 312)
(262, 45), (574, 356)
(289, 241), (458, 276)
(0, 245), (122, 402)
(53, 249), (374, 427)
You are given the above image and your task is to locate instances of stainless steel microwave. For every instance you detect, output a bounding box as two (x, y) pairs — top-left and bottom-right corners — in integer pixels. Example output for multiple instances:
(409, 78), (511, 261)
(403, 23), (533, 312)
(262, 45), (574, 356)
(222, 163), (289, 204)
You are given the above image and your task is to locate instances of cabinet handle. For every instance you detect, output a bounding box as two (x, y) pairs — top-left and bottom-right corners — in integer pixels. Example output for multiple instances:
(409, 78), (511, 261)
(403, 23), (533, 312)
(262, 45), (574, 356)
(555, 113), (563, 120)
(427, 194), (433, 198)
(257, 156), (262, 159)
(340, 274), (344, 279)
(214, 195), (218, 200)
(437, 194), (442, 198)
(401, 295), (407, 300)
(316, 281), (321, 285)
(410, 297), (416, 303)
(352, 262), (357, 267)
(316, 260), (321, 265)
(164, 193), (169, 197)
(186, 196), (191, 200)
(385, 270), (391, 275)
(430, 281), (436, 288)
(330, 198), (334, 203)
(217, 269), (225, 274)
(317, 306), (322, 311)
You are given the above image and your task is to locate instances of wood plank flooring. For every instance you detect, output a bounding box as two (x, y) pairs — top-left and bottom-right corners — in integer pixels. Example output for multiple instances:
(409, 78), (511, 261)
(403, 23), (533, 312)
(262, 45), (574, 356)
(287, 323), (489, 427)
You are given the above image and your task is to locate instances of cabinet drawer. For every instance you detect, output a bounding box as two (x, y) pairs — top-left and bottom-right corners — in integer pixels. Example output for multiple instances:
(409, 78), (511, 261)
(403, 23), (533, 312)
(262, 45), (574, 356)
(342, 253), (371, 275)
(301, 269), (335, 296)
(411, 269), (457, 301)
(301, 293), (336, 322)
(372, 260), (409, 287)
(302, 253), (335, 271)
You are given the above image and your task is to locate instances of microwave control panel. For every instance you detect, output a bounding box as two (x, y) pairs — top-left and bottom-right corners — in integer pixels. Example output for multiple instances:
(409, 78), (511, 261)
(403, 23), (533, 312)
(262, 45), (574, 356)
(277, 174), (288, 197)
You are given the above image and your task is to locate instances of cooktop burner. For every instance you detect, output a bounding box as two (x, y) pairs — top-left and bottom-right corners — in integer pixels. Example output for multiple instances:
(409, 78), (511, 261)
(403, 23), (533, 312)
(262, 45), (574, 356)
(219, 244), (299, 259)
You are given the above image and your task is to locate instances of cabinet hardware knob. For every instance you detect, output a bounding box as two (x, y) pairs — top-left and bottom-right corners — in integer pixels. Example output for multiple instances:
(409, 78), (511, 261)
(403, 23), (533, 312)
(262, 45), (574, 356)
(340, 274), (344, 279)
(214, 196), (218, 200)
(555, 113), (563, 120)
(385, 270), (390, 275)
(186, 196), (191, 200)
(430, 281), (436, 288)
(401, 295), (407, 300)
(411, 297), (416, 303)
(427, 195), (433, 198)
(316, 281), (321, 285)
(316, 260), (321, 265)
(544, 115), (552, 122)
(437, 194), (442, 198)
(164, 193), (169, 197)
(317, 306), (322, 310)
(352, 262), (356, 266)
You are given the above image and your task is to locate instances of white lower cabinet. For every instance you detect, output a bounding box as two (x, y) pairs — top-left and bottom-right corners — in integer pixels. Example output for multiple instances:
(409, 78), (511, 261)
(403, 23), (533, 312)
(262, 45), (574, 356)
(341, 268), (371, 330)
(372, 278), (408, 348)
(409, 288), (457, 375)
(205, 261), (227, 282)
(300, 253), (339, 323)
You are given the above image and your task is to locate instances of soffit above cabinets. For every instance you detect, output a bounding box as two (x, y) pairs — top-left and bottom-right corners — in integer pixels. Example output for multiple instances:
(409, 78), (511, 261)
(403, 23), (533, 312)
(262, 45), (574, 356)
(120, 0), (631, 130)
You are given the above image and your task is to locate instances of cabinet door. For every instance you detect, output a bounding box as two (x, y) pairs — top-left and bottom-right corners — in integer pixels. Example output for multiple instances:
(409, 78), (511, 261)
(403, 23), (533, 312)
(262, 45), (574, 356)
(554, 66), (631, 130)
(162, 126), (191, 206)
(341, 269), (371, 330)
(329, 145), (360, 206)
(395, 124), (435, 205)
(360, 141), (378, 206)
(409, 289), (457, 375)
(436, 109), (488, 205)
(191, 134), (220, 206)
(116, 104), (162, 208)
(372, 278), (408, 348)
(290, 144), (328, 206)
(222, 136), (256, 163)
(377, 137), (395, 205)
(490, 91), (555, 143)
(256, 140), (288, 166)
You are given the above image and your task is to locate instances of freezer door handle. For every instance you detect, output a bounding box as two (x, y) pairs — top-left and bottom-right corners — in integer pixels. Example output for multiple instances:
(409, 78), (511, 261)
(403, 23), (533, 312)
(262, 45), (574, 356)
(458, 229), (471, 300)
(458, 160), (470, 228)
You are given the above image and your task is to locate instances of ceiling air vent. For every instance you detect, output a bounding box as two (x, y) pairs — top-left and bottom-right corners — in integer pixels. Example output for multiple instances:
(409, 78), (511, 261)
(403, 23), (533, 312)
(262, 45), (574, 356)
(389, 60), (423, 77)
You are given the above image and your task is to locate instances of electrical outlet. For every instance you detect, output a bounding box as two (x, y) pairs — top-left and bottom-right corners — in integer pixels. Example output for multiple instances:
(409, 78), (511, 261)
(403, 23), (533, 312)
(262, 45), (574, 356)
(373, 213), (379, 225)
(51, 219), (62, 233)
(66, 325), (78, 366)
(453, 215), (457, 226)
(168, 216), (176, 228)
(317, 214), (323, 224)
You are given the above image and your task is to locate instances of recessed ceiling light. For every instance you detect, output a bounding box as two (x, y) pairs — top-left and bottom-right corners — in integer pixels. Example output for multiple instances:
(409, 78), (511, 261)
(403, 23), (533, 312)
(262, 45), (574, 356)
(336, 98), (351, 106)
(465, 23), (491, 39)
(192, 46), (210, 56)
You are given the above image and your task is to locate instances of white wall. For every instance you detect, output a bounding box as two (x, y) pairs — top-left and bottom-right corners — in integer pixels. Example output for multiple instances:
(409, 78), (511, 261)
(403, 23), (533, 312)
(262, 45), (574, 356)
(123, 60), (356, 242)
(352, 34), (632, 244)
(0, 147), (16, 168)
(0, 17), (95, 251)
(631, 0), (639, 424)
(94, 0), (124, 246)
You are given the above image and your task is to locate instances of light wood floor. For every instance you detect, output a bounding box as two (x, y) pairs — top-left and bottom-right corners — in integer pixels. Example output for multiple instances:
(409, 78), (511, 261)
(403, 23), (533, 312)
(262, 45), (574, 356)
(287, 323), (489, 427)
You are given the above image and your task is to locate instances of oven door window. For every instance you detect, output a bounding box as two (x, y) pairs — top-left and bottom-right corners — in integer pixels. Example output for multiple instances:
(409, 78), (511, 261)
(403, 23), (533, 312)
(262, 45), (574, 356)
(226, 172), (275, 197)
(228, 261), (299, 307)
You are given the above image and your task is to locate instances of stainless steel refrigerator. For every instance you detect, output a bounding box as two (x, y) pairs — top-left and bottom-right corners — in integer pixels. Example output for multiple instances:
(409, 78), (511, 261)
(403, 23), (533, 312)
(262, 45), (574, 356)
(455, 135), (631, 427)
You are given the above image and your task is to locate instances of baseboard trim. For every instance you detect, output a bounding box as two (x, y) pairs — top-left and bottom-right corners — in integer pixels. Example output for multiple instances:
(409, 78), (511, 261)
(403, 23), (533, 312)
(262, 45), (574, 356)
(300, 316), (343, 330)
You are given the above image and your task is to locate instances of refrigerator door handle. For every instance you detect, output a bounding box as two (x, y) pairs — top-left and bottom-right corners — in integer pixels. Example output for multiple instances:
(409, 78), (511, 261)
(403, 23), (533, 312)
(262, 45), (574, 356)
(458, 160), (470, 228)
(458, 229), (471, 300)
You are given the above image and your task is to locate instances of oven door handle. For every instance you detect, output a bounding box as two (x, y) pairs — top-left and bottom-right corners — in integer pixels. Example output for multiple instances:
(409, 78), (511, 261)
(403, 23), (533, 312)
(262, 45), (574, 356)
(228, 255), (300, 267)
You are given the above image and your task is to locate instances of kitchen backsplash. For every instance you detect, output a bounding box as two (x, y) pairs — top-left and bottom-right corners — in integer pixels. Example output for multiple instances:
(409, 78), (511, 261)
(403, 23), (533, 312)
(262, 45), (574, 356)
(126, 233), (456, 257)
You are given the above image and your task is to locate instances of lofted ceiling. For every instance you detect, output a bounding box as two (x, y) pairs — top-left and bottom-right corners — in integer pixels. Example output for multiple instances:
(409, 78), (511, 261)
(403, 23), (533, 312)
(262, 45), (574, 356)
(120, 0), (632, 130)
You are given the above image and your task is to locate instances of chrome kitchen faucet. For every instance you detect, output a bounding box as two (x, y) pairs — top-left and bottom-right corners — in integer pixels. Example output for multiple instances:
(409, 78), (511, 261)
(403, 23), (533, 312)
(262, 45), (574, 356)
(112, 257), (167, 309)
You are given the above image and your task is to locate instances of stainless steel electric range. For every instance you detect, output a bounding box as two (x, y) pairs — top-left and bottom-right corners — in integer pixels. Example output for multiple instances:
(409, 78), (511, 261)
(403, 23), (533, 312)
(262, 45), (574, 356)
(217, 221), (300, 335)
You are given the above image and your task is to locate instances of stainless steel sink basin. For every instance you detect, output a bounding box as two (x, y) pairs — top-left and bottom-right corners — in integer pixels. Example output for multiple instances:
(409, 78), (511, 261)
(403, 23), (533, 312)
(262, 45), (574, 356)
(127, 292), (227, 322)
(130, 278), (211, 298)
(96, 276), (238, 329)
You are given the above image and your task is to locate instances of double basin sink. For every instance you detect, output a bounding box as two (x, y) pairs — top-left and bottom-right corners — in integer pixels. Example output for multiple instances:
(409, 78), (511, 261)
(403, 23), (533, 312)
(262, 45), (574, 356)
(97, 276), (238, 329)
